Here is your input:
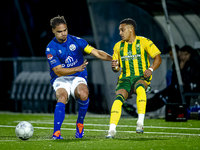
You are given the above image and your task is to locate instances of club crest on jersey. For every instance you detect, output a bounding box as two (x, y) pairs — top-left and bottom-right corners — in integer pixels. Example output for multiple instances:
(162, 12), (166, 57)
(136, 44), (140, 50)
(69, 44), (76, 51)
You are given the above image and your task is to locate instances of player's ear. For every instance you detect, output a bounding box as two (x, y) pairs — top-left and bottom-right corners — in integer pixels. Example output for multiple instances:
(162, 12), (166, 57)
(52, 28), (55, 34)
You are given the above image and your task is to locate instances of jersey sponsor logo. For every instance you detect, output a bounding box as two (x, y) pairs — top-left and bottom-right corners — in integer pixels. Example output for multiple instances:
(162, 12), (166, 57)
(69, 44), (76, 51)
(65, 56), (74, 63)
(63, 56), (78, 67)
(121, 54), (141, 61)
(46, 48), (50, 51)
(47, 54), (53, 60)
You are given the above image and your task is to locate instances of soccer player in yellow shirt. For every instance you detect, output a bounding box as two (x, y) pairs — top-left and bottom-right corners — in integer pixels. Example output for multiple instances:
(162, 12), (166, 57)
(106, 18), (162, 138)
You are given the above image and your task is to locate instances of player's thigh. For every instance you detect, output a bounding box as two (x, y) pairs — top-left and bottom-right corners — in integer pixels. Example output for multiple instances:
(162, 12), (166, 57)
(115, 78), (131, 100)
(55, 88), (68, 103)
(116, 89), (128, 100)
(71, 77), (88, 100)
(134, 79), (148, 92)
(53, 77), (71, 103)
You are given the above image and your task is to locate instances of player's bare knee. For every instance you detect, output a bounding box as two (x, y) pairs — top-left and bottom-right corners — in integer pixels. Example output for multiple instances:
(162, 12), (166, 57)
(58, 94), (68, 103)
(77, 89), (89, 101)
(56, 89), (68, 103)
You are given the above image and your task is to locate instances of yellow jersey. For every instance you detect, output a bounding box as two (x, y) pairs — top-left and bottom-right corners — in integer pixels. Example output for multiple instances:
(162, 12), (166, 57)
(113, 36), (161, 79)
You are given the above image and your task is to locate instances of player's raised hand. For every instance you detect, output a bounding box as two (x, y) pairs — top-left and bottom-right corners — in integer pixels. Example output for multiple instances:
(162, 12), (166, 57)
(77, 59), (88, 72)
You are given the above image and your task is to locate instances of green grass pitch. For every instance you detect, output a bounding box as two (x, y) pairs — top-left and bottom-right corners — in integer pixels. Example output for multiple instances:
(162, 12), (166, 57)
(0, 112), (200, 150)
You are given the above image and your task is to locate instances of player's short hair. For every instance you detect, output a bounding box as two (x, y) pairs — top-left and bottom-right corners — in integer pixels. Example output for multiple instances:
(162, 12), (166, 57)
(50, 15), (67, 29)
(120, 18), (137, 30)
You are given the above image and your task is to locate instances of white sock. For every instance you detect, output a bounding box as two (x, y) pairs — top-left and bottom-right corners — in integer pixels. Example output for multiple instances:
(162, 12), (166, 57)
(109, 123), (116, 131)
(137, 114), (145, 125)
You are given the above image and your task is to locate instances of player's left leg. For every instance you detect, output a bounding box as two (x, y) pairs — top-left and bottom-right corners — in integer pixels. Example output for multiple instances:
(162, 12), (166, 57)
(134, 80), (148, 134)
(71, 77), (89, 138)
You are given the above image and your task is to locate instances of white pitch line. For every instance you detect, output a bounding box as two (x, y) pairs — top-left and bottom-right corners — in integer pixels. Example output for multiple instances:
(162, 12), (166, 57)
(0, 125), (200, 136)
(0, 139), (52, 142)
(14, 121), (200, 130)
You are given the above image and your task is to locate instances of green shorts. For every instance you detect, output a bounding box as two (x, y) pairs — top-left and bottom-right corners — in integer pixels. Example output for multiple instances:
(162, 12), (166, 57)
(116, 76), (152, 95)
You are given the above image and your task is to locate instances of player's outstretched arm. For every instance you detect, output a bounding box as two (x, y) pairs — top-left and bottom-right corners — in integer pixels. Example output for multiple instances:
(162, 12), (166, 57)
(53, 60), (88, 77)
(144, 54), (162, 78)
(90, 49), (112, 61)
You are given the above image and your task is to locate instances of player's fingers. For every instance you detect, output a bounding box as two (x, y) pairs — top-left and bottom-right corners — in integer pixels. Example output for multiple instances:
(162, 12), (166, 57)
(144, 70), (151, 78)
(112, 60), (117, 63)
(112, 60), (118, 65)
(82, 63), (88, 68)
(84, 59), (87, 63)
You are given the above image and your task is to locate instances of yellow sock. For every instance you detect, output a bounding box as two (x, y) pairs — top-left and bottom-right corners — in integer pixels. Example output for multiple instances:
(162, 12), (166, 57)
(136, 85), (147, 114)
(110, 94), (124, 125)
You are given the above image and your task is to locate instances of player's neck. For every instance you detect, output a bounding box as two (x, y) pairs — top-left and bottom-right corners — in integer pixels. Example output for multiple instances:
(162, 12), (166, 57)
(126, 35), (136, 44)
(56, 38), (67, 43)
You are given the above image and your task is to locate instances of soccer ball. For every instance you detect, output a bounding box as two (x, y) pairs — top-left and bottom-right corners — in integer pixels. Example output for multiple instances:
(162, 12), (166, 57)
(15, 121), (34, 140)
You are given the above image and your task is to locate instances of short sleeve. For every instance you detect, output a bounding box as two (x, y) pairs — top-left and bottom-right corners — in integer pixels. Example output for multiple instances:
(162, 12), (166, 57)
(112, 42), (120, 61)
(71, 36), (88, 52)
(143, 38), (161, 58)
(45, 47), (61, 69)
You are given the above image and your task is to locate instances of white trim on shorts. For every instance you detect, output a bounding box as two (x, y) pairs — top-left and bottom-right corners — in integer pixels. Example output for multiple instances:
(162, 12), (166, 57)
(52, 76), (87, 99)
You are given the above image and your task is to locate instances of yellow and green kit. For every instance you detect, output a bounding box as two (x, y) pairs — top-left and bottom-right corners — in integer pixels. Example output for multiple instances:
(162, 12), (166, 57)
(112, 36), (161, 93)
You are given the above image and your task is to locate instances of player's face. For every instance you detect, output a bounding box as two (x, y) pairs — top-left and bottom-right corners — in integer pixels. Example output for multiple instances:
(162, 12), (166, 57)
(119, 24), (132, 41)
(52, 23), (68, 43)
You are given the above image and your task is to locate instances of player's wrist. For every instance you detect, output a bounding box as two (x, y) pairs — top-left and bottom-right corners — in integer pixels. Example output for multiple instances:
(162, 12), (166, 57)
(148, 68), (153, 72)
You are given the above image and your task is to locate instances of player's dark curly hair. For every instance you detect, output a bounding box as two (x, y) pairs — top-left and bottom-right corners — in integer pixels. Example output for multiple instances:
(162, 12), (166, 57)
(50, 15), (67, 29)
(120, 18), (137, 30)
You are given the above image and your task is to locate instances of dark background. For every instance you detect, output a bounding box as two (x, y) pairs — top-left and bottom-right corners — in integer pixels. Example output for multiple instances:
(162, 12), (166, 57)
(2, 0), (93, 57)
(1, 0), (200, 112)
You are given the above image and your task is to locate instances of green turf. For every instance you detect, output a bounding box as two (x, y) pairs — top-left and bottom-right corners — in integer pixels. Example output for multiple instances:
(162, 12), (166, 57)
(0, 112), (200, 150)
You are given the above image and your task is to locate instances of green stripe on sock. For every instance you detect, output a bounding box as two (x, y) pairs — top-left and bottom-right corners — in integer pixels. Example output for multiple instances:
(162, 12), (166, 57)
(135, 83), (145, 90)
(116, 94), (125, 103)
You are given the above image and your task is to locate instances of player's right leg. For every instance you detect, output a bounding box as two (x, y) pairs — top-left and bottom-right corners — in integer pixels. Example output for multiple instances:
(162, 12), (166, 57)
(52, 77), (70, 139)
(71, 77), (89, 138)
(106, 89), (128, 139)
